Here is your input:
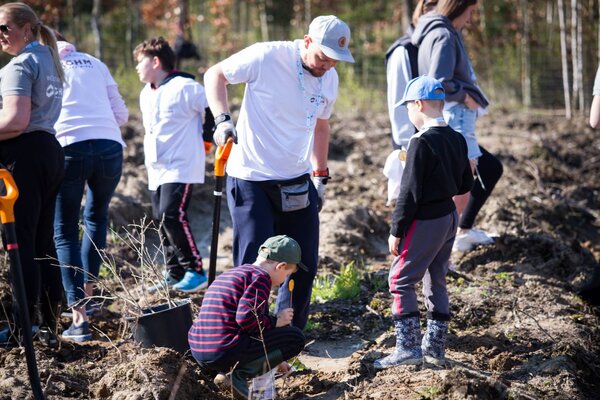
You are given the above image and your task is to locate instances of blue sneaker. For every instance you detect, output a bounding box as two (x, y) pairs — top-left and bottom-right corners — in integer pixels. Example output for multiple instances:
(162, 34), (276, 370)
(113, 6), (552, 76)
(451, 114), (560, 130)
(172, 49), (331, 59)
(172, 271), (208, 293)
(61, 321), (92, 342)
(0, 325), (39, 347)
(147, 270), (180, 293)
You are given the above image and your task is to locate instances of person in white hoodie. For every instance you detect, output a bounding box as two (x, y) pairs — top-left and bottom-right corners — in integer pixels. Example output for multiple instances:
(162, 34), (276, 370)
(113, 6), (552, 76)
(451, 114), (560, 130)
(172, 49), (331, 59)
(53, 32), (128, 342)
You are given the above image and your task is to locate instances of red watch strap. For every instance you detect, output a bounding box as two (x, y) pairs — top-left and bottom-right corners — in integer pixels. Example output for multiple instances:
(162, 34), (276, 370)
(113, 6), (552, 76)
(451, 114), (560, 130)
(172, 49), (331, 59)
(313, 168), (329, 177)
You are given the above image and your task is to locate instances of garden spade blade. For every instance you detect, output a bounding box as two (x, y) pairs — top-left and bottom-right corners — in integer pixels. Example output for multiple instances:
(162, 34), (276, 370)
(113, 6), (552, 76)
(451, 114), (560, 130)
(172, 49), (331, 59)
(0, 169), (45, 400)
(208, 138), (234, 286)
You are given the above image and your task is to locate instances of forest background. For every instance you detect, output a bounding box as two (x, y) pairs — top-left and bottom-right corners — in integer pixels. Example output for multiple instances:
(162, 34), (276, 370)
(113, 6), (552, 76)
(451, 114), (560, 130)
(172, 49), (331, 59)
(2, 0), (599, 119)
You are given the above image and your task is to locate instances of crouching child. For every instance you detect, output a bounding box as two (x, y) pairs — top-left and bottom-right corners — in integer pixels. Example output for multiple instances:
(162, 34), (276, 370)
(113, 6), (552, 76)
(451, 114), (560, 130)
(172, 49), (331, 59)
(375, 76), (474, 369)
(189, 235), (306, 398)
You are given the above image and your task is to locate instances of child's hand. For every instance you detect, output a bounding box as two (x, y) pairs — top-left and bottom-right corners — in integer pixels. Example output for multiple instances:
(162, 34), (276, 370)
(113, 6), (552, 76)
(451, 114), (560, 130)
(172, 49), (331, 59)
(388, 234), (400, 256)
(276, 308), (294, 327)
(277, 361), (291, 373)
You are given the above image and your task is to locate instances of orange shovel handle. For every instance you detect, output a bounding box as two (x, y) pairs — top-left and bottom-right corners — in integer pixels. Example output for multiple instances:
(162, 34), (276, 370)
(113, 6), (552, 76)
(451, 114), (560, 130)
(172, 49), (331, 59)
(214, 138), (234, 177)
(0, 169), (18, 224)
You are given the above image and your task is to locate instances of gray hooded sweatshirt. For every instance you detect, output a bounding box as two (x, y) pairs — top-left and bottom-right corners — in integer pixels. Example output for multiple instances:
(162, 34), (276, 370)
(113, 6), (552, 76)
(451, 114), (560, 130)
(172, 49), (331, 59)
(411, 13), (489, 108)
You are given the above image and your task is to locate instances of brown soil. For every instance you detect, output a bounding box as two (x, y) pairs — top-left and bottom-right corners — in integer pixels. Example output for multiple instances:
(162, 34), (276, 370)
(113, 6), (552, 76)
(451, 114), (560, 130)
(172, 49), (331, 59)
(1, 109), (599, 399)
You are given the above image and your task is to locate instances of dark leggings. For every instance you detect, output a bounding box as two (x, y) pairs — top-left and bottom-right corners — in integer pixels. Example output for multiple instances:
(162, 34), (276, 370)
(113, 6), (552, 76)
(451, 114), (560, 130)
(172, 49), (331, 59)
(151, 183), (203, 280)
(193, 325), (305, 373)
(459, 145), (503, 229)
(0, 131), (65, 325)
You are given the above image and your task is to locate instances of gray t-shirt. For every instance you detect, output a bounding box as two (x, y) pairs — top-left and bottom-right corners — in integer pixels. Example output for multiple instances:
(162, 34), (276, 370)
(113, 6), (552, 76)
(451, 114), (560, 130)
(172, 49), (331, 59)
(0, 43), (63, 134)
(594, 66), (600, 96)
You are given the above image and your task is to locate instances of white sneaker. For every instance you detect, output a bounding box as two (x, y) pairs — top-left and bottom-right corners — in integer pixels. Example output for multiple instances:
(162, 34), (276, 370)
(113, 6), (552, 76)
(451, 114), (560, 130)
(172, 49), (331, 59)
(453, 228), (494, 252)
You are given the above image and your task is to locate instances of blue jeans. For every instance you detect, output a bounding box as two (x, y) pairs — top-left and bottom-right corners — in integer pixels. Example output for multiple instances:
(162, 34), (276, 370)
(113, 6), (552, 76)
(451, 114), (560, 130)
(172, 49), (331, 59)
(54, 139), (123, 306)
(444, 103), (482, 160)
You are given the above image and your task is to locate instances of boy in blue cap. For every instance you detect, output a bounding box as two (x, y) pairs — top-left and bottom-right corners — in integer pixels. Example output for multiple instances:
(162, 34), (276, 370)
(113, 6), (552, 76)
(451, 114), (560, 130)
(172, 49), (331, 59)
(375, 76), (473, 369)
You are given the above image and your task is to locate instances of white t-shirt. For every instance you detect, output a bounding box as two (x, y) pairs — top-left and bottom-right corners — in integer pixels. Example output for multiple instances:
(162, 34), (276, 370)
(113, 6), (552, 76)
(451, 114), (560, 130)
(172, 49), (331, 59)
(139, 74), (208, 190)
(221, 40), (338, 181)
(55, 41), (128, 147)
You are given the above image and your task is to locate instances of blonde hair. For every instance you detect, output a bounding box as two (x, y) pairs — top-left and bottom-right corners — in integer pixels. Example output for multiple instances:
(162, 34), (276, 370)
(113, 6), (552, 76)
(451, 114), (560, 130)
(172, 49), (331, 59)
(0, 2), (64, 82)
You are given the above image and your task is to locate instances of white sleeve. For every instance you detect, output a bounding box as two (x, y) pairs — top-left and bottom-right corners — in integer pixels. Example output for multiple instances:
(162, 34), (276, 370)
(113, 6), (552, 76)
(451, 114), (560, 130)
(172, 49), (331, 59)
(98, 61), (129, 126)
(182, 82), (208, 123)
(221, 43), (264, 85)
(387, 47), (414, 148)
(107, 84), (129, 126)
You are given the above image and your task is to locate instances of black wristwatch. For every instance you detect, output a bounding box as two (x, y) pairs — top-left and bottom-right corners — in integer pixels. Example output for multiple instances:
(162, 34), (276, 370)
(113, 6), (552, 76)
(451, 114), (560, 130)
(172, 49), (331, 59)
(214, 112), (232, 126)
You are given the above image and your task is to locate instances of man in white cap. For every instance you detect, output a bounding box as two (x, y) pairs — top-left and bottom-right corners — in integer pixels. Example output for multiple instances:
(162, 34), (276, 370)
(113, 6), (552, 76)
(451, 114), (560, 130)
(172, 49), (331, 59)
(204, 15), (354, 330)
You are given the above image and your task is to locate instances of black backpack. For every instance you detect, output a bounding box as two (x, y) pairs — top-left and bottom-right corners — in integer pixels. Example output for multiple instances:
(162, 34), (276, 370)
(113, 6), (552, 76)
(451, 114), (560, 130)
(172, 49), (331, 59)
(385, 34), (419, 80)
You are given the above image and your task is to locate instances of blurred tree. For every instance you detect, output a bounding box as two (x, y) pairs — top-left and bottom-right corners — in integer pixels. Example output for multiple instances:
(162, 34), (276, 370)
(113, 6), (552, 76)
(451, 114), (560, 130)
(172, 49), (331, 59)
(92, 0), (102, 59)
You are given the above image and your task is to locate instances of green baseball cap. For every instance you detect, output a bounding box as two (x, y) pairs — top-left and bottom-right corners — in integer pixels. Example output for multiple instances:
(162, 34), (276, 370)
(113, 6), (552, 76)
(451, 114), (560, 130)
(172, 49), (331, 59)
(258, 235), (308, 271)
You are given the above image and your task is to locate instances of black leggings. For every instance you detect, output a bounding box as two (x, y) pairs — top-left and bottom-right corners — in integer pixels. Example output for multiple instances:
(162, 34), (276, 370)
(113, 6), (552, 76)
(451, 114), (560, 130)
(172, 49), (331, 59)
(151, 183), (203, 279)
(459, 145), (503, 229)
(0, 131), (65, 324)
(195, 325), (305, 373)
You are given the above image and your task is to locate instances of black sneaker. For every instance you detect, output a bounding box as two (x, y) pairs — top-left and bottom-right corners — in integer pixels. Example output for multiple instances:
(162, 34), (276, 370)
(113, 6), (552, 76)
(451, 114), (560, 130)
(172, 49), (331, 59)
(38, 327), (59, 348)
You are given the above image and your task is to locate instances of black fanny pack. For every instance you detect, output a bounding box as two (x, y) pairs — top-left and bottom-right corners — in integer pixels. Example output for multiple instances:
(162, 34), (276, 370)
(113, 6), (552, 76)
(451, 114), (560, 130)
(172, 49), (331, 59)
(258, 174), (311, 212)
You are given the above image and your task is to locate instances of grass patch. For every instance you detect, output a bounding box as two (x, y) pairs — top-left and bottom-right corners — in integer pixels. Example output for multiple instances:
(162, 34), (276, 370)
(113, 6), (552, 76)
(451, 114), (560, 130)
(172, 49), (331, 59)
(311, 261), (361, 303)
(494, 272), (513, 282)
(304, 319), (322, 333)
(418, 386), (441, 399)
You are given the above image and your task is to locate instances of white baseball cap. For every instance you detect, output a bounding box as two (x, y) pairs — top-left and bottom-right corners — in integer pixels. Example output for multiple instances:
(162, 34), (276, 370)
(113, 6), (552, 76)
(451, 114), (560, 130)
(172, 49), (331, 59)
(308, 15), (355, 63)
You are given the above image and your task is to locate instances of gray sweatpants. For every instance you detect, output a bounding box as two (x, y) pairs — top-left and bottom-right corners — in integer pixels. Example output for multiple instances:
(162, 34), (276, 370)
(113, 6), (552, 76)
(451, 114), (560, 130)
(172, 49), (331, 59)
(388, 211), (458, 321)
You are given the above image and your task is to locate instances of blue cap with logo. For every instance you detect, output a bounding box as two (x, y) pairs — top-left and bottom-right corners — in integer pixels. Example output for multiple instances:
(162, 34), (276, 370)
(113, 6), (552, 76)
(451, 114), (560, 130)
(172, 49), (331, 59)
(308, 15), (355, 63)
(396, 75), (445, 107)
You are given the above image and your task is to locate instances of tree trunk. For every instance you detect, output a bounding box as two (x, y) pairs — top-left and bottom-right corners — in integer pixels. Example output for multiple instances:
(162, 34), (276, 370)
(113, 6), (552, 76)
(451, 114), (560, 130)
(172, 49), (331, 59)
(558, 0), (572, 119)
(521, 0), (531, 107)
(402, 0), (414, 32)
(126, 0), (141, 67)
(66, 0), (78, 44)
(576, 2), (583, 112)
(570, 0), (579, 111)
(258, 0), (269, 41)
(478, 0), (495, 100)
(91, 0), (103, 60)
(178, 0), (188, 35)
(305, 0), (311, 24)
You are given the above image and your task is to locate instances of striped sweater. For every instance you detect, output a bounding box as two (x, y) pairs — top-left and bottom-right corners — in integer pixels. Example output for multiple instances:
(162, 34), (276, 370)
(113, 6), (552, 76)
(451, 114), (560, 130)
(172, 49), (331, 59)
(188, 264), (277, 357)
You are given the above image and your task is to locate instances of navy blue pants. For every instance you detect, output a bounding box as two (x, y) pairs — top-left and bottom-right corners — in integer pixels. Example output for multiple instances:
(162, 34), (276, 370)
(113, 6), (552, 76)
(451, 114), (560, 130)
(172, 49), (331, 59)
(226, 176), (319, 329)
